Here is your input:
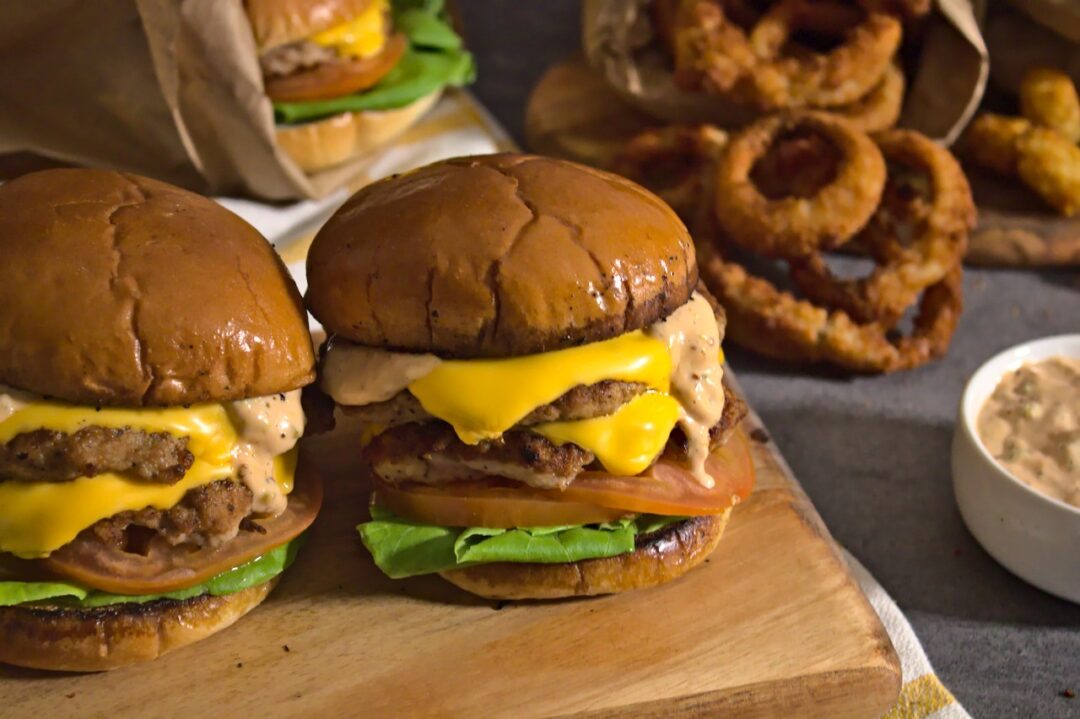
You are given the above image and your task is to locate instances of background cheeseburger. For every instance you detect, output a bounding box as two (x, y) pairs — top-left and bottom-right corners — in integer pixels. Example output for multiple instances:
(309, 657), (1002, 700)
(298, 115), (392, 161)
(0, 169), (321, 671)
(306, 153), (754, 600)
(249, 0), (474, 172)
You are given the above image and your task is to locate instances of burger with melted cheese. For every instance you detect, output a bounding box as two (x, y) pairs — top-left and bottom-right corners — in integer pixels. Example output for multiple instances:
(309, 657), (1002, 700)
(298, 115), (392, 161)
(306, 153), (754, 599)
(247, 0), (474, 173)
(0, 169), (320, 670)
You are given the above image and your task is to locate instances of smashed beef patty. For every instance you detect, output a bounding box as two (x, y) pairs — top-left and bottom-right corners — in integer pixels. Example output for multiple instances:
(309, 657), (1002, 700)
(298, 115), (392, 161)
(364, 423), (596, 490)
(365, 385), (747, 489)
(0, 426), (193, 484)
(89, 480), (258, 550)
(259, 41), (339, 78)
(343, 380), (650, 429)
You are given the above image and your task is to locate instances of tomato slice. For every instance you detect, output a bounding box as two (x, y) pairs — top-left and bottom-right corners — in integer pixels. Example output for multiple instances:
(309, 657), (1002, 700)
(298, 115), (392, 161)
(42, 461), (322, 595)
(265, 33), (406, 103)
(374, 427), (756, 527)
(563, 427), (756, 516)
(373, 482), (630, 529)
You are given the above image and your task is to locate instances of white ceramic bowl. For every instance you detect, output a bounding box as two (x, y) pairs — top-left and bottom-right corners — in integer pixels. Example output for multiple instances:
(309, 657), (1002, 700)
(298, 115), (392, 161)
(952, 334), (1080, 604)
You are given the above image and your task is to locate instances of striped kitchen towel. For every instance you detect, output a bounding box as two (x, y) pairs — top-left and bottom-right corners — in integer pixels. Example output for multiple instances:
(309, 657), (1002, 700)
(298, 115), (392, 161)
(845, 551), (970, 719)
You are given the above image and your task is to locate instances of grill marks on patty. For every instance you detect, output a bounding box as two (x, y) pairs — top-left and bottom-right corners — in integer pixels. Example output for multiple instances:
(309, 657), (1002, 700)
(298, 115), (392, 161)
(88, 480), (258, 551)
(0, 427), (194, 484)
(343, 380), (650, 428)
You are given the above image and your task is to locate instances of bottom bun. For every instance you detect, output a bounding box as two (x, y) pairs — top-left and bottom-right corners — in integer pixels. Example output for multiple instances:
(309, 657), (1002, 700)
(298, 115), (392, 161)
(0, 579), (277, 672)
(275, 91), (442, 173)
(440, 511), (731, 600)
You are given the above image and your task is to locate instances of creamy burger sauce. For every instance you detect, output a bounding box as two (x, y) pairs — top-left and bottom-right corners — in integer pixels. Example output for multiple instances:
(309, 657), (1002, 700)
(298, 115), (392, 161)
(645, 293), (726, 487)
(320, 292), (727, 487)
(0, 385), (304, 515)
(977, 357), (1080, 509)
(229, 390), (305, 514)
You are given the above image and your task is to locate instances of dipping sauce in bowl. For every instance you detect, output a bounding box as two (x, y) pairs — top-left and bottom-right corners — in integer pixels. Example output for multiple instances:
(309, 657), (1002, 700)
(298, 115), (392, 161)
(977, 356), (1080, 508)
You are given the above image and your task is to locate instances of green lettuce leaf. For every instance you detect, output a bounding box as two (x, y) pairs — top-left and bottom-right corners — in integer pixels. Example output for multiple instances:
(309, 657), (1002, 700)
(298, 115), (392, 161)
(358, 511), (684, 579)
(272, 0), (475, 124)
(0, 536), (304, 609)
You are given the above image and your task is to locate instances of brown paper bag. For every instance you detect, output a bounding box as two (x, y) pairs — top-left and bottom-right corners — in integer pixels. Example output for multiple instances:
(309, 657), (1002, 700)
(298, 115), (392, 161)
(984, 2), (1080, 95)
(581, 0), (988, 145)
(0, 1), (408, 200)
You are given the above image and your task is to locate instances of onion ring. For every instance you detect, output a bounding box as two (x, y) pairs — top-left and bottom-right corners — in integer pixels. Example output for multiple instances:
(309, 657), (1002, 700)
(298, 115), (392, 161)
(857, 0), (931, 20)
(788, 129), (975, 327)
(698, 241), (963, 373)
(612, 124), (729, 222)
(737, 0), (902, 110)
(672, 0), (760, 94)
(671, 0), (902, 113)
(713, 111), (886, 259)
(833, 62), (904, 132)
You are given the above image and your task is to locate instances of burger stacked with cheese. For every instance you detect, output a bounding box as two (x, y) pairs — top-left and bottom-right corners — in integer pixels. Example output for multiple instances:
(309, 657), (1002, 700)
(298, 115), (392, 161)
(0, 169), (320, 671)
(248, 0), (474, 172)
(306, 153), (754, 600)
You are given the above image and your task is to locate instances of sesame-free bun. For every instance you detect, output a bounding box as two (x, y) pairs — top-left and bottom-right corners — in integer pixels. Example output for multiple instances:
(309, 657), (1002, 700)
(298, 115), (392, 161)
(439, 513), (729, 600)
(306, 153), (697, 358)
(0, 581), (275, 672)
(0, 169), (315, 407)
(276, 92), (440, 173)
(245, 0), (377, 52)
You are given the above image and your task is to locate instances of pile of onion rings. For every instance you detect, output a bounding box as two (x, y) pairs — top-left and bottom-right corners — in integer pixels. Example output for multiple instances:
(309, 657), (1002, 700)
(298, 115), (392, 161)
(614, 111), (975, 373)
(659, 0), (917, 128)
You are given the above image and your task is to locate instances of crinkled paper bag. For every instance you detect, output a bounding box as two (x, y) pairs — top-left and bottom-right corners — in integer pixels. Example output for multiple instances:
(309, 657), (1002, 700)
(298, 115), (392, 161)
(983, 1), (1080, 95)
(0, 0), (390, 201)
(582, 0), (988, 144)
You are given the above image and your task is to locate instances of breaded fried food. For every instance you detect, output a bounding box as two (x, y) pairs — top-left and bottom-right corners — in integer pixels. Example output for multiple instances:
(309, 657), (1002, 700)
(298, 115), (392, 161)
(1020, 67), (1080, 143)
(962, 113), (1032, 177)
(1016, 127), (1080, 217)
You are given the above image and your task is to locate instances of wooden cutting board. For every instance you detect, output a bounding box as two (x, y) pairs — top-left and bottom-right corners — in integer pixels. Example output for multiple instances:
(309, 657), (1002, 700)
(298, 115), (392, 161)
(0, 380), (900, 718)
(527, 57), (1080, 268)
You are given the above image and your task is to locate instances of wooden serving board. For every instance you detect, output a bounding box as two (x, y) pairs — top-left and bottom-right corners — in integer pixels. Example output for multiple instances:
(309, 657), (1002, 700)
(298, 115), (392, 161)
(527, 57), (1080, 268)
(0, 380), (900, 718)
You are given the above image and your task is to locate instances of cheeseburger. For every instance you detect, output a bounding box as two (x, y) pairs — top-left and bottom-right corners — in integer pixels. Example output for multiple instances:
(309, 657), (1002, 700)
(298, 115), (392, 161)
(248, 0), (474, 172)
(0, 169), (320, 671)
(307, 153), (754, 600)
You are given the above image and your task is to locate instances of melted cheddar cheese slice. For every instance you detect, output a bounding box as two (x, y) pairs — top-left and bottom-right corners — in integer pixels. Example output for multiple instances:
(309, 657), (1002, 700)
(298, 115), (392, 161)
(533, 393), (681, 476)
(0, 402), (292, 559)
(310, 0), (389, 59)
(408, 330), (673, 445)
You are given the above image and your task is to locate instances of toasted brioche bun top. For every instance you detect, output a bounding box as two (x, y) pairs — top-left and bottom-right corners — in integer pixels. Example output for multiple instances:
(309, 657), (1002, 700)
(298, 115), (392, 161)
(245, 0), (379, 52)
(306, 153), (696, 358)
(0, 169), (315, 407)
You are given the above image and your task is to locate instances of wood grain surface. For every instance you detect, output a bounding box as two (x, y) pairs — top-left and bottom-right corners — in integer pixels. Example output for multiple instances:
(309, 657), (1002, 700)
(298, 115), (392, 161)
(0, 379), (900, 718)
(526, 58), (1080, 268)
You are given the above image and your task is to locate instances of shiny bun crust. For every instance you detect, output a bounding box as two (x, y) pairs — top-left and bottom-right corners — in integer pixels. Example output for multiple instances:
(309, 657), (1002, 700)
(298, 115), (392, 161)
(0, 169), (315, 406)
(0, 581), (275, 672)
(306, 153), (697, 358)
(439, 513), (728, 600)
(245, 0), (377, 52)
(276, 92), (440, 173)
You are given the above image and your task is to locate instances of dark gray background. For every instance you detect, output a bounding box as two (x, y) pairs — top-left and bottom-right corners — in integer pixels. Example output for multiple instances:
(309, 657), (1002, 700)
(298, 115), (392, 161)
(457, 2), (1080, 716)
